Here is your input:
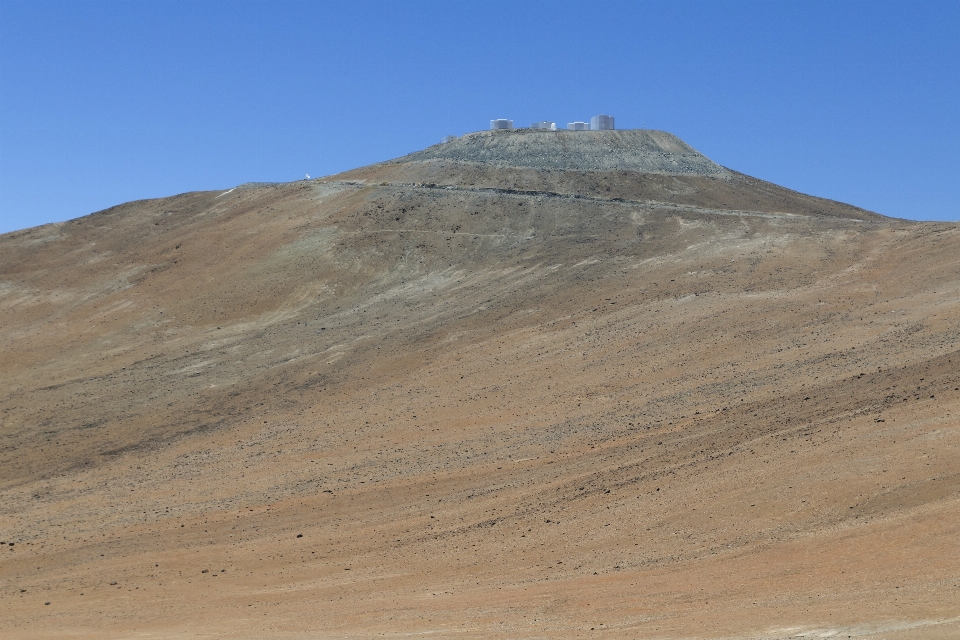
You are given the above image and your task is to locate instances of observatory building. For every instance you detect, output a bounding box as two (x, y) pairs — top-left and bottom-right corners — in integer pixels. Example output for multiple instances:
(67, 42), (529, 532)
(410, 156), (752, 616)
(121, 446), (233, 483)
(591, 114), (615, 130)
(490, 119), (514, 130)
(567, 121), (589, 131)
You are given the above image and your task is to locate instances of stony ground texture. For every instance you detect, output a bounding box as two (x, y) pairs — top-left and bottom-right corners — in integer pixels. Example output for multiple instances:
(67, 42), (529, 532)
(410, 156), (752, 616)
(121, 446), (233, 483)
(397, 129), (733, 176)
(1, 132), (958, 638)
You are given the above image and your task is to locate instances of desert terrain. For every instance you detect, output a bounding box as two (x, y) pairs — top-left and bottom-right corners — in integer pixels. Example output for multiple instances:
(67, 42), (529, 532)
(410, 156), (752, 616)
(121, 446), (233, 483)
(1, 129), (959, 638)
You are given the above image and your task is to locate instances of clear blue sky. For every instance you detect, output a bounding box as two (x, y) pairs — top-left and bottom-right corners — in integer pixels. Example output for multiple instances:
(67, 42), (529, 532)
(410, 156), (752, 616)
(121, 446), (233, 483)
(2, 0), (958, 233)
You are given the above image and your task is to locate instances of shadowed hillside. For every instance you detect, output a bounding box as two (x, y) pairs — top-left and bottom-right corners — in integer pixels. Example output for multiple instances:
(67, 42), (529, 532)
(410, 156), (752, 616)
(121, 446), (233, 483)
(1, 131), (958, 639)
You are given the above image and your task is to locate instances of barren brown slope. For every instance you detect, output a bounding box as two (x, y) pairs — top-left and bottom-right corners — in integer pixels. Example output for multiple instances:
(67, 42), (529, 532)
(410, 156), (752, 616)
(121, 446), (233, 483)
(1, 132), (959, 639)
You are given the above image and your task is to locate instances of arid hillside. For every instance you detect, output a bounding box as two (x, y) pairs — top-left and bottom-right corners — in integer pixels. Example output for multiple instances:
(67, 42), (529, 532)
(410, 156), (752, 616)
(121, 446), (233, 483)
(2, 130), (959, 639)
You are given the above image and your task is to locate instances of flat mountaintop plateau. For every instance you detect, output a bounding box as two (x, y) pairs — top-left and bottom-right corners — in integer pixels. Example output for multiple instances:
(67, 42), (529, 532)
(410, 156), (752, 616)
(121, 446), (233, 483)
(2, 129), (959, 639)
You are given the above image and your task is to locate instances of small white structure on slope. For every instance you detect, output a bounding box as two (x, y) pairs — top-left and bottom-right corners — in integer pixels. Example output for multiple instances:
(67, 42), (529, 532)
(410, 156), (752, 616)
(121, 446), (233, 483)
(531, 121), (557, 130)
(490, 119), (514, 130)
(567, 121), (589, 130)
(591, 114), (615, 130)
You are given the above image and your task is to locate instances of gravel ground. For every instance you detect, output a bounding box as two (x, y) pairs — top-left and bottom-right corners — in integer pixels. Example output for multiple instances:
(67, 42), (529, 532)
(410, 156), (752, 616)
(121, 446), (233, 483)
(2, 138), (958, 639)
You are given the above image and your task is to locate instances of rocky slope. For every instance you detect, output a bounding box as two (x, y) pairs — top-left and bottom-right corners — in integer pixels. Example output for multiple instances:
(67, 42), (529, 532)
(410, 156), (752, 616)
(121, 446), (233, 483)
(1, 131), (958, 639)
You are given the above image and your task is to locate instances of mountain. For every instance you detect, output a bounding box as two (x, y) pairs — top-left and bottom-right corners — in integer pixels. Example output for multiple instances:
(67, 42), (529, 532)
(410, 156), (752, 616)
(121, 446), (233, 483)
(2, 130), (958, 638)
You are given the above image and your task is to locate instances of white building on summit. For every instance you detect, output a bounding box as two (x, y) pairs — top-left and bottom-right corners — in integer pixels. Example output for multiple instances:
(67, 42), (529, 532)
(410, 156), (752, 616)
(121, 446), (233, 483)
(490, 119), (513, 130)
(567, 121), (589, 130)
(531, 121), (556, 130)
(590, 114), (614, 130)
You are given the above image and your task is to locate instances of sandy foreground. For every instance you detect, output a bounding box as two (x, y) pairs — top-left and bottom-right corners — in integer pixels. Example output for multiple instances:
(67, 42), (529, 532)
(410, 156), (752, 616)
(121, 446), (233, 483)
(2, 133), (959, 638)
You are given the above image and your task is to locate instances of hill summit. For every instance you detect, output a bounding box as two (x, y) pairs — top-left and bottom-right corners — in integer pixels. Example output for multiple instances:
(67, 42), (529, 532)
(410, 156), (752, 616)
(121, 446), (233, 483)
(338, 128), (882, 222)
(395, 128), (731, 176)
